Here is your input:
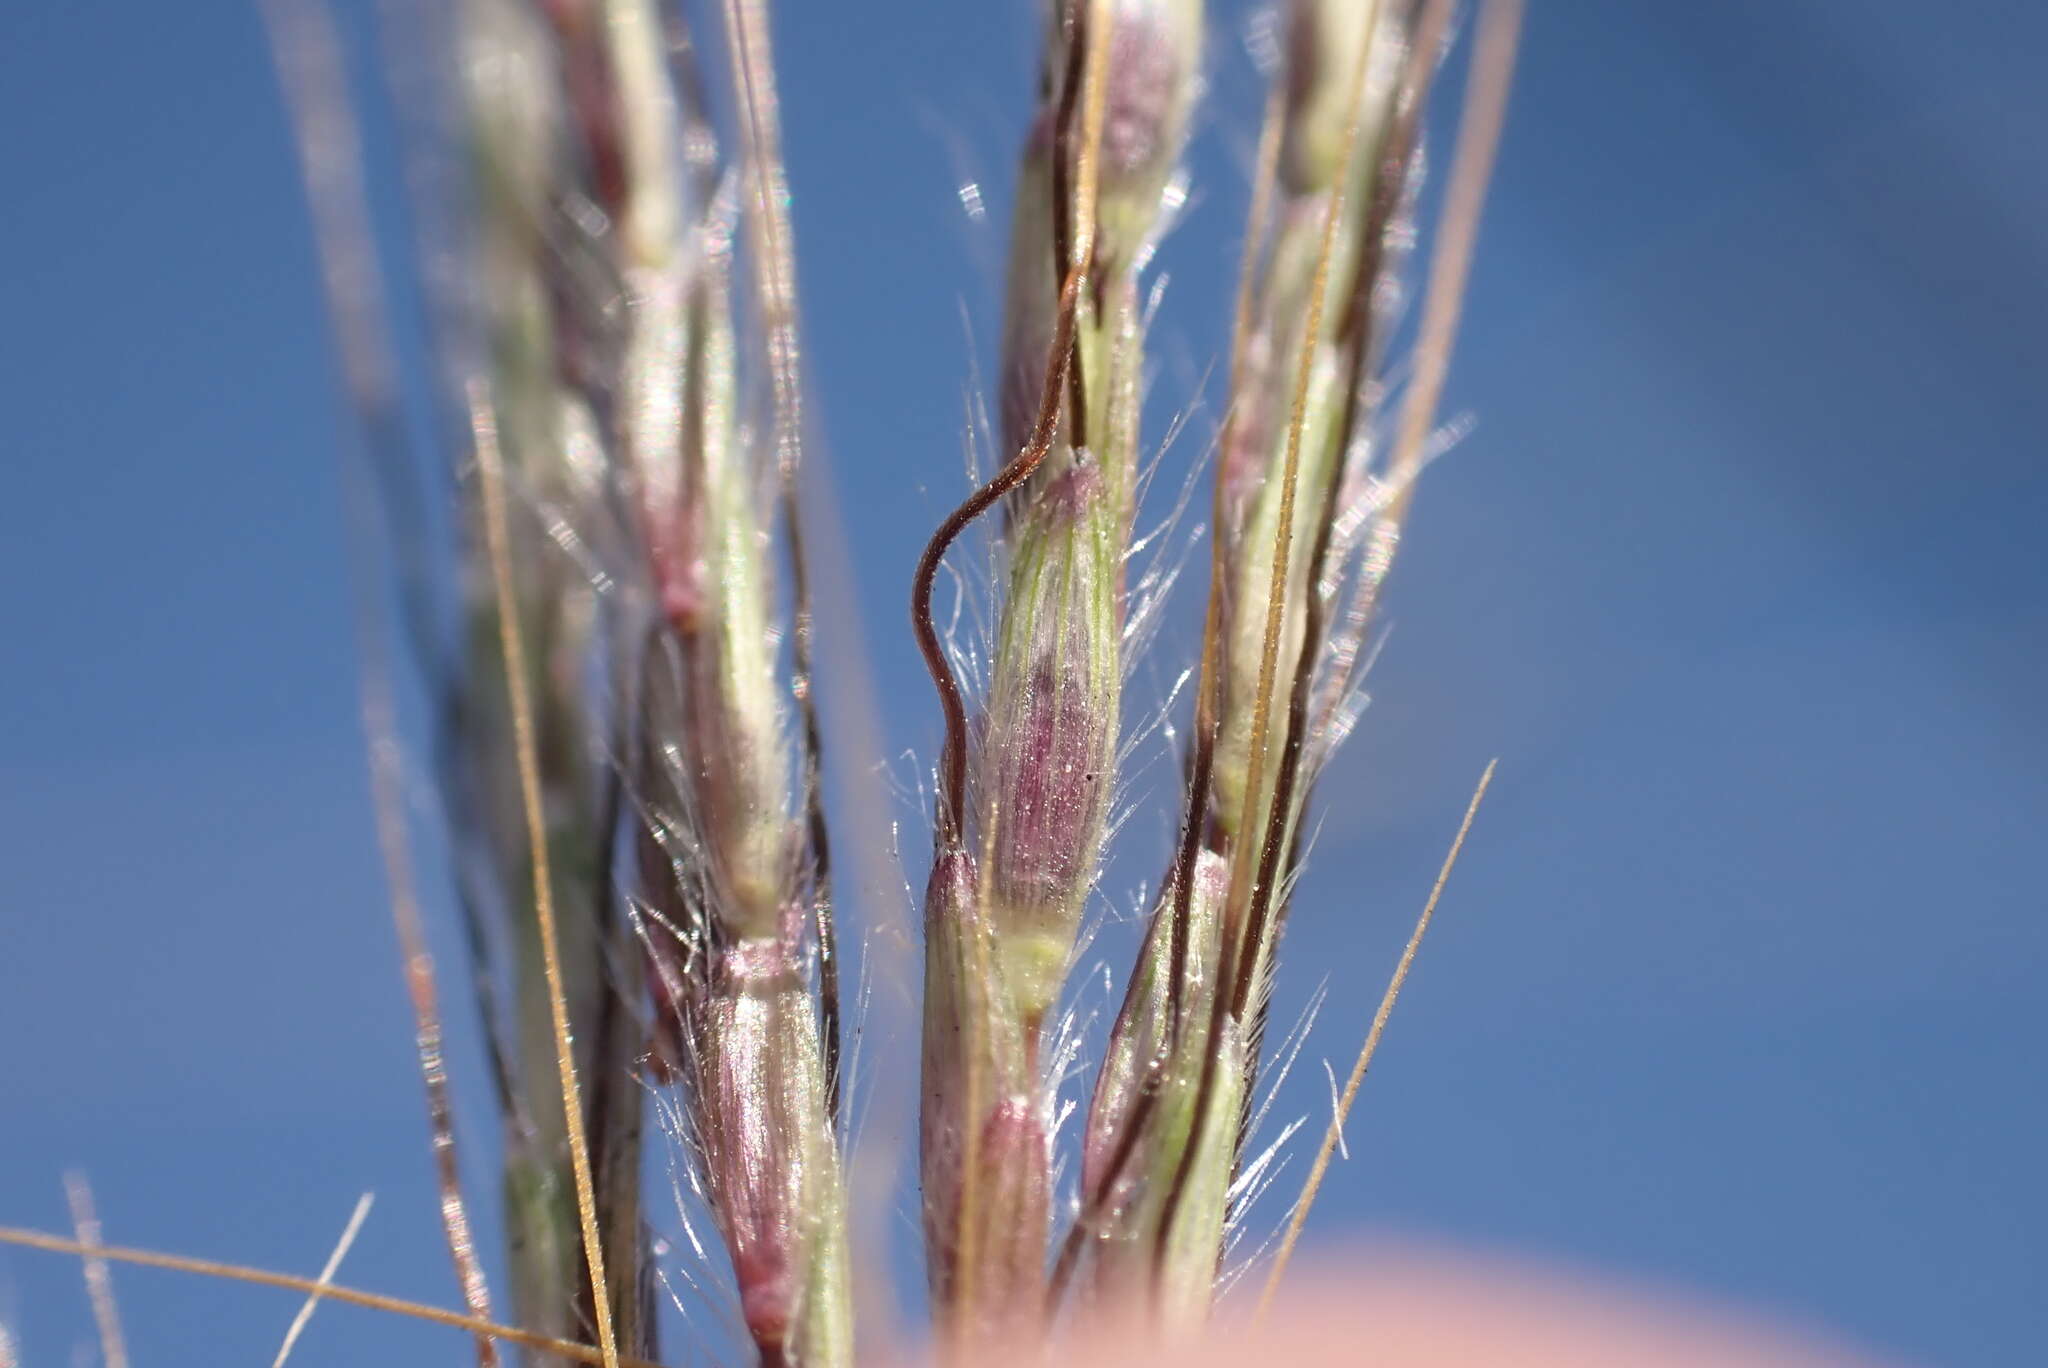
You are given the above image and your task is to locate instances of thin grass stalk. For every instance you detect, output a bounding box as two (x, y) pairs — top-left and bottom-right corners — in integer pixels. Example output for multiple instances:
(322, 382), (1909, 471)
(0, 1226), (660, 1368)
(1257, 759), (1498, 1315)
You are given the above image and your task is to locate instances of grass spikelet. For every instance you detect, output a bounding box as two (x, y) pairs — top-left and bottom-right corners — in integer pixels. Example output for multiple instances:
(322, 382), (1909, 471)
(614, 5), (853, 1361)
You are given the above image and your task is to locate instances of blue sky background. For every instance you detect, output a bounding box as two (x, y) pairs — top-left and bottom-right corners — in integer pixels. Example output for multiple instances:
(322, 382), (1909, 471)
(3, 2), (2044, 1365)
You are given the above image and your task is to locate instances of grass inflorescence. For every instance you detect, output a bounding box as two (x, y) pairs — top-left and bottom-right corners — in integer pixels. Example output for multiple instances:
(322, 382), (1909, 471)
(2, 1), (1518, 1364)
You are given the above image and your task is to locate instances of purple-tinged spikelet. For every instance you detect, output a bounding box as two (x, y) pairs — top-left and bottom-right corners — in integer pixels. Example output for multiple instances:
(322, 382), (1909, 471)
(979, 461), (1121, 1024)
(920, 850), (1050, 1344)
(1046, 0), (1204, 272)
(683, 931), (850, 1366)
(999, 0), (1203, 462)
